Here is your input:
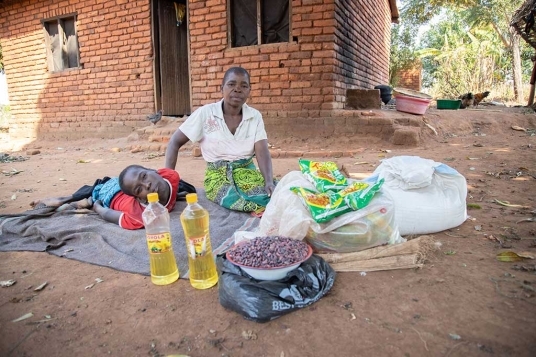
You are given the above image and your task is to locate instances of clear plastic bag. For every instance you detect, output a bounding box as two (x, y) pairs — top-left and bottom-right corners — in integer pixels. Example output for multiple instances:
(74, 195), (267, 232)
(257, 171), (403, 252)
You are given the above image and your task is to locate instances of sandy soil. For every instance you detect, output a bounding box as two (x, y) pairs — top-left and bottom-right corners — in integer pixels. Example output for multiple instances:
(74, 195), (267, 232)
(0, 106), (536, 357)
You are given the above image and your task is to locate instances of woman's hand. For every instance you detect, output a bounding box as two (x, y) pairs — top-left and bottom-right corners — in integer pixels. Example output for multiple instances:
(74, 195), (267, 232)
(255, 139), (275, 197)
(264, 182), (276, 197)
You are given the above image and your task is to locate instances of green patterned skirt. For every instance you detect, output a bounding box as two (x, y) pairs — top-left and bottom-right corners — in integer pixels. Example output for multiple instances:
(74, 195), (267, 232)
(204, 158), (275, 212)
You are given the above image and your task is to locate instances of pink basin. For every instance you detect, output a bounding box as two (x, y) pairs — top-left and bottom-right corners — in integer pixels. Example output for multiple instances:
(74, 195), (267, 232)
(395, 93), (431, 115)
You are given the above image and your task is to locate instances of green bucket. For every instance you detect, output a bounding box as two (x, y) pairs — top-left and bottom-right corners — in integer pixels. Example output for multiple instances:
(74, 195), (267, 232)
(436, 99), (462, 110)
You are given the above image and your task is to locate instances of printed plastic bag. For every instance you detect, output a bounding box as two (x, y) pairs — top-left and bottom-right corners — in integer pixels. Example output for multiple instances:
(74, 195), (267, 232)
(298, 159), (347, 192)
(290, 179), (384, 223)
(217, 254), (336, 323)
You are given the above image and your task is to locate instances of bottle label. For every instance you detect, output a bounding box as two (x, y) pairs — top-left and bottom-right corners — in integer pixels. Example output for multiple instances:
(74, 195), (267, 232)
(146, 232), (172, 254)
(188, 235), (207, 259)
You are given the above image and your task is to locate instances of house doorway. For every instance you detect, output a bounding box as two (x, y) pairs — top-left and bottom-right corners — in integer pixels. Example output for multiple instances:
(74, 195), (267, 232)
(152, 0), (191, 116)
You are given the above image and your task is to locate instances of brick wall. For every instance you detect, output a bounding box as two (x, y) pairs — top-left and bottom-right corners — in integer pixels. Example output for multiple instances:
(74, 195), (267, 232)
(333, 0), (391, 105)
(188, 0), (392, 114)
(1, 0), (394, 140)
(0, 0), (154, 140)
(395, 61), (422, 92)
(188, 0), (339, 114)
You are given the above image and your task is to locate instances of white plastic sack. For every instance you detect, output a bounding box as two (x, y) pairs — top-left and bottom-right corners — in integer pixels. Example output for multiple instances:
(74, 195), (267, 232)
(371, 156), (467, 236)
(253, 171), (403, 251)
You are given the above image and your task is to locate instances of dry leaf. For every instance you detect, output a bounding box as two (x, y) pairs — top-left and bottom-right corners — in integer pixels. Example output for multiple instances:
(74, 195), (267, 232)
(1, 279), (16, 287)
(449, 333), (461, 340)
(517, 251), (535, 259)
(511, 125), (527, 132)
(496, 251), (534, 262)
(242, 330), (257, 340)
(34, 282), (48, 291)
(494, 199), (528, 208)
(487, 235), (503, 244)
(12, 312), (33, 322)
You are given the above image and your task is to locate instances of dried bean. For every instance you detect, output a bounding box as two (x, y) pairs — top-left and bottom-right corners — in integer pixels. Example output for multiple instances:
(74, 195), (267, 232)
(227, 236), (309, 268)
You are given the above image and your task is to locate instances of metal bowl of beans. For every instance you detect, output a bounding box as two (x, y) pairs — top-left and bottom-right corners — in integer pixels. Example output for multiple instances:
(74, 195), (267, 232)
(226, 236), (312, 281)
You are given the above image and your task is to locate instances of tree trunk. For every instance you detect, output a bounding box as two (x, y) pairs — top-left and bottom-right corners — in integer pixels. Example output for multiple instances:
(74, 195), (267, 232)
(510, 27), (523, 103)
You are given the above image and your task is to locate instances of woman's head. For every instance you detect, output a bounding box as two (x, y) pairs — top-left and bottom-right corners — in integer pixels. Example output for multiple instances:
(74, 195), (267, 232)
(119, 165), (169, 204)
(221, 67), (251, 108)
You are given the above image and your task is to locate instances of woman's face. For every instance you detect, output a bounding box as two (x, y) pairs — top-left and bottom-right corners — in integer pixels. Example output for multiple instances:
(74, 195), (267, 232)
(122, 167), (168, 204)
(221, 72), (251, 108)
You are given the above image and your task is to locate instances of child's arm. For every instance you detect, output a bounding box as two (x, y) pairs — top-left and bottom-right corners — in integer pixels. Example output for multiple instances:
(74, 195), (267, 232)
(92, 200), (121, 225)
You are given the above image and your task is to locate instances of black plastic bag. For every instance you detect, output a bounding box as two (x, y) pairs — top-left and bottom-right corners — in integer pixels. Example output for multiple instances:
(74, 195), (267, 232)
(177, 179), (197, 200)
(217, 254), (336, 323)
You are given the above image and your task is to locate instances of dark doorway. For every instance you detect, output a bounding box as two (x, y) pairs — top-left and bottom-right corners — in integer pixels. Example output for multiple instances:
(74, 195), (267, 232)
(152, 0), (191, 115)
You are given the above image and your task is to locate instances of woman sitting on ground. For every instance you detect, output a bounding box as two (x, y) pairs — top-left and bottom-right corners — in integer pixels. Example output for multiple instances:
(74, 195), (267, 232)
(165, 66), (276, 214)
(30, 165), (181, 230)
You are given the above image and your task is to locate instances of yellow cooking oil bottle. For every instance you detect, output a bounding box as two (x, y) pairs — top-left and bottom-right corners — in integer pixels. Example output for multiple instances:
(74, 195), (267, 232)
(142, 192), (179, 285)
(180, 193), (218, 289)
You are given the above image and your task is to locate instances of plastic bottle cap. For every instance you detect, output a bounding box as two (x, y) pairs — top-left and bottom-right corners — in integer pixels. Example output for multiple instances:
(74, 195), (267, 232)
(147, 192), (159, 203)
(185, 193), (198, 204)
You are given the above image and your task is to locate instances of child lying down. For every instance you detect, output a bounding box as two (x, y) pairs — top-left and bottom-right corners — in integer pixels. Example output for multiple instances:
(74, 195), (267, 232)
(29, 165), (194, 230)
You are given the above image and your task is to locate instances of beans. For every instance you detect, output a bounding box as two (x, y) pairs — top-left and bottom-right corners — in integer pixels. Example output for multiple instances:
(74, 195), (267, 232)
(228, 236), (309, 268)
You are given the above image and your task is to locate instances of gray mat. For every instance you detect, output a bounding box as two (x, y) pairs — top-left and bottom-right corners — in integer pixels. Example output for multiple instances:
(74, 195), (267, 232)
(0, 190), (259, 278)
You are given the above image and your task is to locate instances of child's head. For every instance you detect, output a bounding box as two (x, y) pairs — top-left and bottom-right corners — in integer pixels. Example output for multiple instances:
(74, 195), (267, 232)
(119, 165), (170, 204)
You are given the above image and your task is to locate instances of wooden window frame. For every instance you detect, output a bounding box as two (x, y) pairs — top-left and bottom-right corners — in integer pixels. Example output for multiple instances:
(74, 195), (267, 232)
(227, 0), (291, 48)
(42, 13), (81, 73)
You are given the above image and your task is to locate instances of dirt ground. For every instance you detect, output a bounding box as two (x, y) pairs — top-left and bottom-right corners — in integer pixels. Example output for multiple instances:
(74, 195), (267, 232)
(0, 106), (536, 357)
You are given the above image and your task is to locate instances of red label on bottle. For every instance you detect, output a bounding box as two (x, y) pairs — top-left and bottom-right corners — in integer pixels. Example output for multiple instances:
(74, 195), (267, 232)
(146, 232), (172, 254)
(188, 235), (207, 259)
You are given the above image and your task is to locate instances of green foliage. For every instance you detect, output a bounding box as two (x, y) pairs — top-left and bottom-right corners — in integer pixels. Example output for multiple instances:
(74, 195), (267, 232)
(394, 0), (528, 101)
(389, 24), (420, 86)
(418, 12), (510, 97)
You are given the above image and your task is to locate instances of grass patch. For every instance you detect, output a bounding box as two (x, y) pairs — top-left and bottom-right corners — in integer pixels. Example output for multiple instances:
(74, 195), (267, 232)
(467, 203), (482, 210)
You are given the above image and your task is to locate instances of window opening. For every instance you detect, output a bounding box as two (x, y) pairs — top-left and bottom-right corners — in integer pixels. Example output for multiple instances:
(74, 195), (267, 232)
(43, 15), (80, 72)
(230, 0), (289, 48)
